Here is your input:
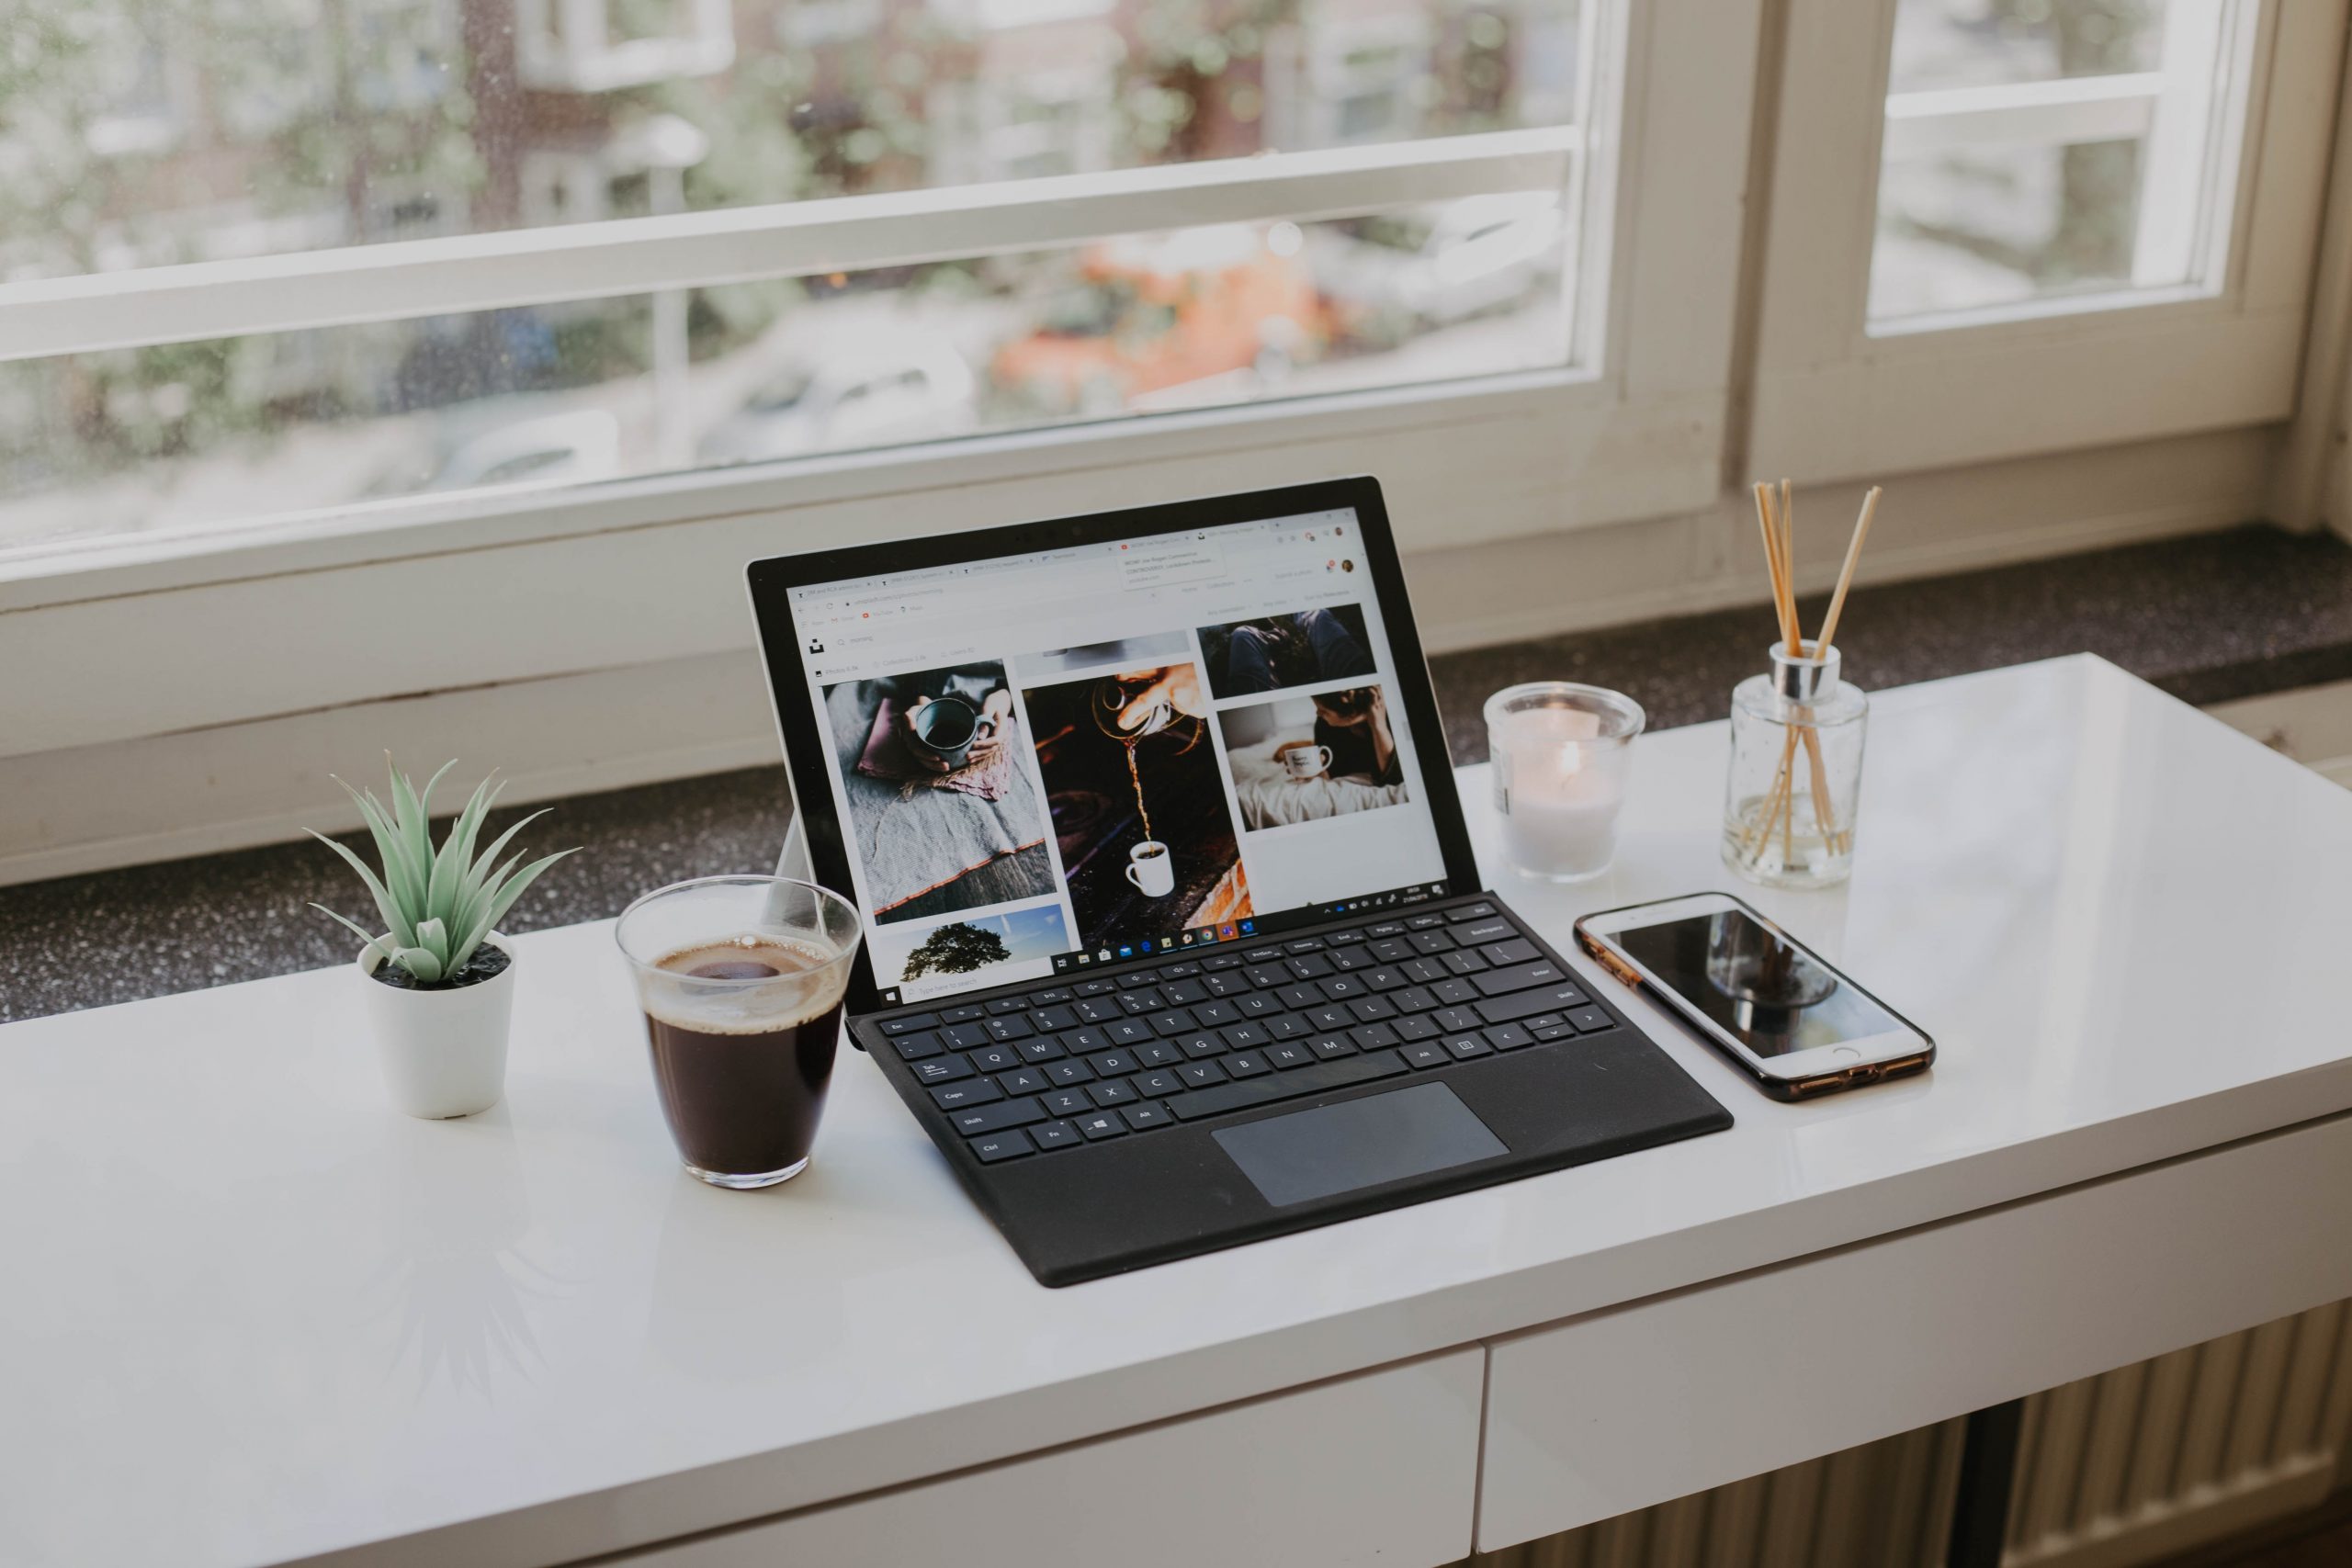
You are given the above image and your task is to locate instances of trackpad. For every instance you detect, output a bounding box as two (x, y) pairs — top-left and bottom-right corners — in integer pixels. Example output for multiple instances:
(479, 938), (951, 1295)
(1213, 1083), (1508, 1208)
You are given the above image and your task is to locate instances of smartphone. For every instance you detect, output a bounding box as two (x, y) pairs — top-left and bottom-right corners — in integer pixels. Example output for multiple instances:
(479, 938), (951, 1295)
(1574, 892), (1933, 1100)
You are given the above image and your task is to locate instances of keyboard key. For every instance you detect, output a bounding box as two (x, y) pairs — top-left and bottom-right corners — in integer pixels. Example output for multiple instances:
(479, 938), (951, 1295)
(1408, 930), (1454, 955)
(950, 1097), (1046, 1134)
(1063, 1026), (1112, 1054)
(1169, 1049), (1409, 1121)
(1483, 1023), (1532, 1052)
(939, 1005), (986, 1024)
(1148, 1010), (1196, 1036)
(1201, 972), (1252, 998)
(932, 1079), (1003, 1110)
(969, 1044), (1023, 1073)
(1401, 1042), (1452, 1069)
(1326, 928), (1368, 946)
(1443, 1034), (1493, 1061)
(1481, 939), (1541, 967)
(1181, 1032), (1226, 1059)
(1018, 1036), (1068, 1063)
(1074, 998), (1123, 1023)
(1444, 901), (1500, 923)
(1522, 1012), (1565, 1031)
(1310, 1033), (1358, 1060)
(1033, 987), (1073, 1004)
(1392, 987), (1440, 1014)
(1567, 1007), (1617, 1034)
(1476, 984), (1592, 1025)
(880, 1013), (937, 1035)
(1088, 1078), (1139, 1108)
(1089, 1048), (1142, 1077)
(1136, 1068), (1187, 1097)
(1318, 975), (1368, 1001)
(1195, 999), (1240, 1027)
(914, 1056), (974, 1085)
(1119, 988), (1166, 1013)
(1265, 1042), (1317, 1070)
(1224, 1051), (1272, 1077)
(1235, 993), (1283, 1018)
(969, 1129), (1035, 1163)
(1245, 964), (1290, 989)
(1441, 949), (1489, 976)
(891, 1032), (945, 1062)
(986, 997), (1027, 1015)
(1116, 971), (1162, 991)
(1244, 946), (1283, 964)
(998, 1066), (1051, 1095)
(1286, 956), (1335, 982)
(1362, 966), (1410, 993)
(1370, 939), (1414, 964)
(1267, 1014), (1312, 1039)
(1033, 1120), (1083, 1149)
(1178, 1060), (1229, 1087)
(1159, 961), (1201, 978)
(1075, 978), (1117, 997)
(1432, 978), (1480, 1007)
(1042, 1088), (1093, 1117)
(1137, 1040), (1184, 1066)
(1393, 1014), (1441, 1041)
(1120, 1102), (1173, 1131)
(1402, 957), (1449, 985)
(1475, 960), (1568, 997)
(1533, 1024), (1576, 1043)
(1455, 919), (1517, 945)
(1350, 1022), (1400, 1051)
(943, 1023), (990, 1050)
(1221, 1022), (1269, 1050)
(1275, 984), (1321, 1010)
(1046, 1058), (1096, 1086)
(1105, 1019), (1152, 1047)
(1073, 1111), (1127, 1141)
(1348, 996), (1399, 1022)
(1161, 977), (1210, 1005)
(1202, 953), (1245, 971)
(1284, 936), (1329, 953)
(1029, 1005), (1079, 1032)
(1407, 912), (1447, 931)
(1329, 947), (1374, 972)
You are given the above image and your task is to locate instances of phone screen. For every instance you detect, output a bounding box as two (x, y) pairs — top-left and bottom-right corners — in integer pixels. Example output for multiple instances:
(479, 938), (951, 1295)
(1615, 909), (1906, 1059)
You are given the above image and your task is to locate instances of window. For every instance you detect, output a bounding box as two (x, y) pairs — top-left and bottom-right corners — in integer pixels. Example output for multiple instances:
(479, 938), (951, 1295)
(1, 0), (1681, 560)
(1870, 0), (2253, 326)
(1751, 0), (2338, 482)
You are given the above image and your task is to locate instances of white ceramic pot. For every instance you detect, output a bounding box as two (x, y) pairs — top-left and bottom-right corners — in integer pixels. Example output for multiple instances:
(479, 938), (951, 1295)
(356, 933), (515, 1119)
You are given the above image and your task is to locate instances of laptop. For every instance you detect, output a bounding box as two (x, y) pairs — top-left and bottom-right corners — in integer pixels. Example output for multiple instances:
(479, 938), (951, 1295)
(747, 477), (1730, 1286)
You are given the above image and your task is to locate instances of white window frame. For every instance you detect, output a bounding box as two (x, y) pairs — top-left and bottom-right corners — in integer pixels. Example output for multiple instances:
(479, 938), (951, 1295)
(0, 0), (1758, 769)
(1750, 0), (2346, 484)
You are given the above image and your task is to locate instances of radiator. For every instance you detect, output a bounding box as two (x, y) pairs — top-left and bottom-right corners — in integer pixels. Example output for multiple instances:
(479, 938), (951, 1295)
(1476, 1300), (2352, 1568)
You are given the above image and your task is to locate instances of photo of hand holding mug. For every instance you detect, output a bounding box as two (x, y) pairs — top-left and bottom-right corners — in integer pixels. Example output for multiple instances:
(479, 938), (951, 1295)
(1216, 685), (1412, 832)
(1277, 741), (1333, 782)
(902, 688), (1012, 773)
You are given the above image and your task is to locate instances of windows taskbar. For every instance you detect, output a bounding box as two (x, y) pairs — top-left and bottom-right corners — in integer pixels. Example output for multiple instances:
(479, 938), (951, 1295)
(869, 879), (1461, 1008)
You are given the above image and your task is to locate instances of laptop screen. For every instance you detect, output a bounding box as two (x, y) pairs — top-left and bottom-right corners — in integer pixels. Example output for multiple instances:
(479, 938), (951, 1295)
(784, 507), (1457, 1006)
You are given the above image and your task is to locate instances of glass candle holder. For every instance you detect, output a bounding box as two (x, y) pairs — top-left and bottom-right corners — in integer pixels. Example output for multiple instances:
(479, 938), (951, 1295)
(1722, 642), (1868, 889)
(1484, 682), (1645, 882)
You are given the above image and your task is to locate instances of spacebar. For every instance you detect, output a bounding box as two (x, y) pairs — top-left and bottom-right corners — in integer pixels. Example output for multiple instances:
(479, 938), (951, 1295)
(1170, 1051), (1409, 1122)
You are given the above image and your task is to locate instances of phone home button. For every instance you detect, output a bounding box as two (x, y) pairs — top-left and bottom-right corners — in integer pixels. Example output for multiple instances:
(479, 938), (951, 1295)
(1832, 1047), (1860, 1062)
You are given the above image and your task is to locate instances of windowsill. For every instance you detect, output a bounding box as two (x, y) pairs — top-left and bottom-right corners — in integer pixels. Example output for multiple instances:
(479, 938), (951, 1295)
(6, 522), (2346, 1026)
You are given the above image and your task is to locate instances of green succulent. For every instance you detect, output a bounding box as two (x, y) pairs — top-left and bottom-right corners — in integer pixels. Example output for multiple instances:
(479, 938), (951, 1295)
(311, 759), (578, 986)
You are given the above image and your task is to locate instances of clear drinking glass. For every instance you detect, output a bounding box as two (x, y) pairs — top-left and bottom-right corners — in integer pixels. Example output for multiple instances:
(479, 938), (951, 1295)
(615, 876), (864, 1190)
(1484, 682), (1645, 882)
(1722, 643), (1868, 890)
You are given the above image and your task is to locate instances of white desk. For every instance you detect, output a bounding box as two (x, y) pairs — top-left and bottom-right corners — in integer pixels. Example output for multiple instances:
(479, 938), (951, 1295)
(6, 656), (2352, 1568)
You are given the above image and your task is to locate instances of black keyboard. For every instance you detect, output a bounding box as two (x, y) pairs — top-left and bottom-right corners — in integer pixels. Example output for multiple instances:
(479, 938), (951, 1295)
(866, 896), (1620, 1165)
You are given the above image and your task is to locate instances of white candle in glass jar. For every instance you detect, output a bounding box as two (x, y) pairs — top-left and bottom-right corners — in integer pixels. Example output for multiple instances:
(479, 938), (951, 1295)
(1498, 707), (1623, 878)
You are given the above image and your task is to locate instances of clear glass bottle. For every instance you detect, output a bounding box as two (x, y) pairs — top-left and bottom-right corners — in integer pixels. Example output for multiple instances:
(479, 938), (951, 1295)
(1721, 642), (1867, 889)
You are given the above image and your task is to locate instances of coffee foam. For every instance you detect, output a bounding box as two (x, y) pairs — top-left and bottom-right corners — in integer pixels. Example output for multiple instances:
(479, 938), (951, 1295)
(642, 935), (849, 1035)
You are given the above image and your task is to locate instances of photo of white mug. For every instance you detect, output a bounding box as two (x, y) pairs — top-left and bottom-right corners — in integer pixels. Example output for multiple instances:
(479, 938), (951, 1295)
(1280, 743), (1333, 781)
(1125, 840), (1175, 897)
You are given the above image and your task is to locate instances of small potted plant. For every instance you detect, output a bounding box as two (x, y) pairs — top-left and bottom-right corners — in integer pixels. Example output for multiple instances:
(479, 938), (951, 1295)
(311, 760), (576, 1120)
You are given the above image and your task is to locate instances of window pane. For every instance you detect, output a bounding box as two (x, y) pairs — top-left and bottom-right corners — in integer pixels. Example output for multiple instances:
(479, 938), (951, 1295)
(0, 199), (1572, 553)
(1888, 0), (2166, 94)
(0, 0), (1586, 282)
(1868, 0), (2244, 327)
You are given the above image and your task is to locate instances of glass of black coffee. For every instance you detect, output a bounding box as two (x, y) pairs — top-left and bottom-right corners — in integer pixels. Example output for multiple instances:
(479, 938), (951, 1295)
(614, 876), (863, 1189)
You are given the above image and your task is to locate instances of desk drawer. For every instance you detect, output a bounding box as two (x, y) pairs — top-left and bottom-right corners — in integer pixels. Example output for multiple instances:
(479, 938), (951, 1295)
(1477, 1113), (2352, 1553)
(613, 1347), (1482, 1568)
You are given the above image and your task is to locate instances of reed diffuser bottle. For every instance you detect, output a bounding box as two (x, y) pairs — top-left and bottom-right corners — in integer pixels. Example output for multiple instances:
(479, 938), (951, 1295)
(1723, 642), (1866, 887)
(1722, 479), (1881, 890)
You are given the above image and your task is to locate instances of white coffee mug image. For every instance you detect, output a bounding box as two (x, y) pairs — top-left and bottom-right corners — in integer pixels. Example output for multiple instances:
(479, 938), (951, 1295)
(1125, 840), (1176, 897)
(1281, 743), (1333, 781)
